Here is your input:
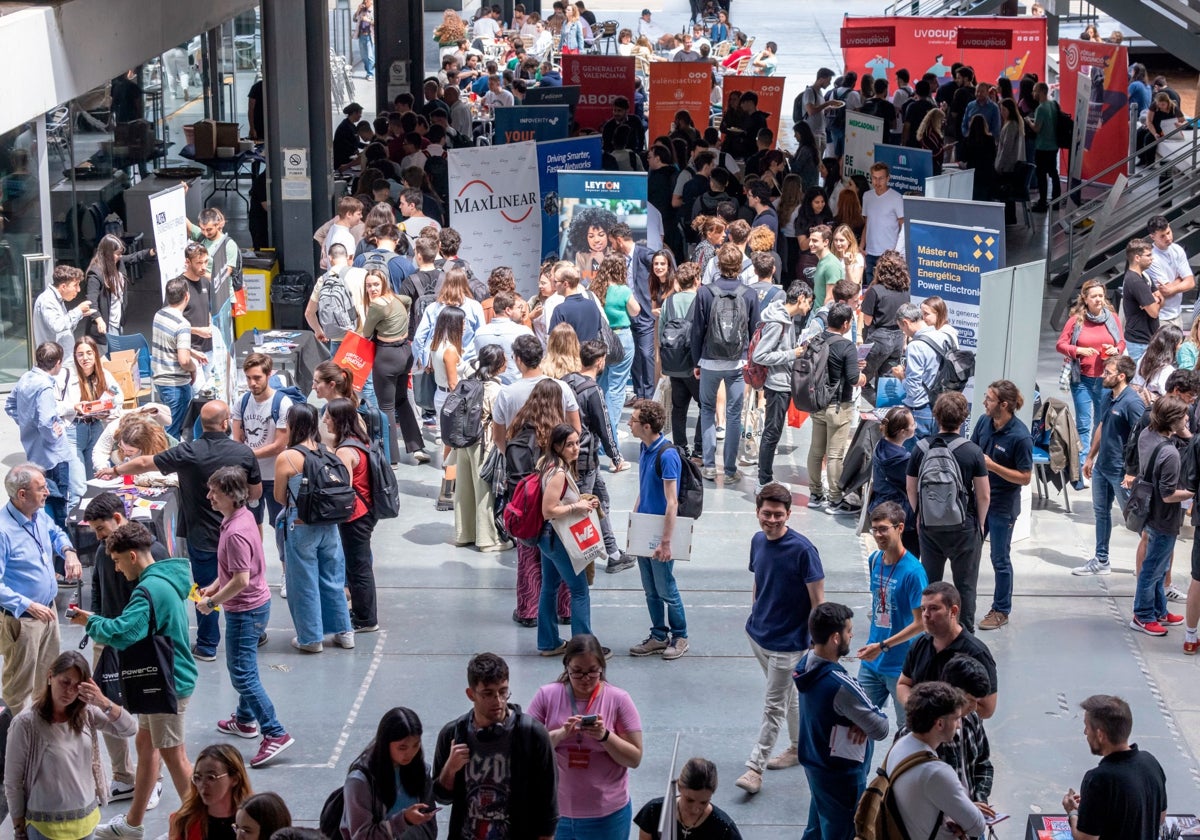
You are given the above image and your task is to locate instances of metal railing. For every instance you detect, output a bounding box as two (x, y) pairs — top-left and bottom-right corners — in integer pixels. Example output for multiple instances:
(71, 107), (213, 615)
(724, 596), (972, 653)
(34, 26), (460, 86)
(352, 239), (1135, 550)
(883, 0), (1002, 17)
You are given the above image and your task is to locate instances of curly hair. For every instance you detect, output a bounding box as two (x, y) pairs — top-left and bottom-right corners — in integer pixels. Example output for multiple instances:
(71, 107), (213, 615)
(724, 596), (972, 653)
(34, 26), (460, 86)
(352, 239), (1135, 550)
(565, 206), (619, 256)
(509, 378), (566, 452)
(748, 225), (776, 252)
(873, 250), (911, 291)
(590, 255), (627, 307)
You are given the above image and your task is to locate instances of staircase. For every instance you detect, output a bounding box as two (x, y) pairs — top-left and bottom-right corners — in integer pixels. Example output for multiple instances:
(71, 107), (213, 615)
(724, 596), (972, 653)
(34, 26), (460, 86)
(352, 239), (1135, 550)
(1085, 0), (1200, 68)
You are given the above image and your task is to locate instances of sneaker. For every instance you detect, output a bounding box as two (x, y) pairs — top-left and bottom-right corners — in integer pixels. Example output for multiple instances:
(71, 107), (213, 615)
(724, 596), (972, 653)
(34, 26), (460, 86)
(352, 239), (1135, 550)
(1129, 617), (1168, 637)
(766, 746), (799, 769)
(250, 733), (296, 768)
(540, 640), (568, 656)
(280, 581), (288, 599)
(978, 610), (1009, 631)
(191, 646), (217, 662)
(146, 781), (162, 811)
(422, 416), (438, 428)
(1166, 585), (1188, 602)
(1159, 612), (1185, 627)
(605, 553), (636, 574)
(217, 717), (260, 739)
(333, 631), (356, 649)
(479, 541), (514, 553)
(109, 781), (136, 801)
(290, 637), (324, 653)
(95, 814), (145, 840)
(629, 636), (668, 656)
(806, 494), (827, 510)
(825, 500), (859, 516)
(662, 637), (689, 660)
(715, 425), (725, 440)
(353, 623), (380, 633)
(723, 470), (744, 483)
(257, 631), (268, 647)
(701, 466), (717, 481)
(1072, 557), (1111, 576)
(1184, 638), (1199, 655)
(413, 449), (431, 464)
(511, 610), (537, 628)
(735, 768), (762, 794)
(601, 646), (614, 660)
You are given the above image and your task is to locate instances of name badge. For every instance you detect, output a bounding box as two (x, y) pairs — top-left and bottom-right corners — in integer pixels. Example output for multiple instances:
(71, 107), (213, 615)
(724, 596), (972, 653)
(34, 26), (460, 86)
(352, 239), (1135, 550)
(566, 745), (591, 770)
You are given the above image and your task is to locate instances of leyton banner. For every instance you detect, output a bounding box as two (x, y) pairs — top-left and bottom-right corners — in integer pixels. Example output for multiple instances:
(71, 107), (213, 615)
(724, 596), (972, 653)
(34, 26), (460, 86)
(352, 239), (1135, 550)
(536, 136), (604, 270)
(557, 171), (658, 287)
(449, 142), (542, 295)
(493, 105), (570, 145)
(874, 144), (933, 193)
(648, 62), (712, 142)
(723, 76), (787, 147)
(908, 218), (1001, 352)
(845, 112), (885, 177)
(562, 55), (636, 131)
(841, 16), (1046, 88)
(1058, 39), (1129, 185)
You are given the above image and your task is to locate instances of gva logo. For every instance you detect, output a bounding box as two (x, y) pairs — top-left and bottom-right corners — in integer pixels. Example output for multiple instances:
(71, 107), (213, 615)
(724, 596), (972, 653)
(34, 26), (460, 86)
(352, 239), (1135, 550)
(585, 180), (621, 191)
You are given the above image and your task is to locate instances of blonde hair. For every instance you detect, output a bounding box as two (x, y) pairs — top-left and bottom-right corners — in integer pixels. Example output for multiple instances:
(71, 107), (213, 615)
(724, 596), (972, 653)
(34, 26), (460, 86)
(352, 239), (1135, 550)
(832, 224), (861, 260)
(542, 322), (582, 379)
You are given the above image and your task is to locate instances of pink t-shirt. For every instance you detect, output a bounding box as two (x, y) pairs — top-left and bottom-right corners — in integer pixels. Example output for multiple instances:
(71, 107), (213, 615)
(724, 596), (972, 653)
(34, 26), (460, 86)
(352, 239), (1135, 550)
(527, 681), (642, 819)
(216, 505), (271, 612)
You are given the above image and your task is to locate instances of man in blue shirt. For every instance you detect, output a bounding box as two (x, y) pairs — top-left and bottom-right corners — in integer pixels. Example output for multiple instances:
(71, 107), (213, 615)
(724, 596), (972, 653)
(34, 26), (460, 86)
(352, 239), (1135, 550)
(735, 483), (825, 795)
(961, 82), (1001, 139)
(5, 343), (73, 528)
(893, 304), (948, 441)
(548, 262), (603, 343)
(972, 380), (1034, 631)
(627, 399), (689, 660)
(0, 463), (80, 711)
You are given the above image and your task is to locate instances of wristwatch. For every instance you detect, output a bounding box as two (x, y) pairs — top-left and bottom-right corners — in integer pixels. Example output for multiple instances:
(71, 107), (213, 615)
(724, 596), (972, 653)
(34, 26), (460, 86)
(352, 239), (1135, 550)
(205, 598), (216, 610)
(879, 640), (890, 652)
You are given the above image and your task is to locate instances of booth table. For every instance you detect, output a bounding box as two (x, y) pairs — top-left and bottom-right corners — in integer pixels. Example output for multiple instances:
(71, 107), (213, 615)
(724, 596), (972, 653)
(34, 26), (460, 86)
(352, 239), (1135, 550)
(68, 481), (181, 559)
(233, 329), (329, 394)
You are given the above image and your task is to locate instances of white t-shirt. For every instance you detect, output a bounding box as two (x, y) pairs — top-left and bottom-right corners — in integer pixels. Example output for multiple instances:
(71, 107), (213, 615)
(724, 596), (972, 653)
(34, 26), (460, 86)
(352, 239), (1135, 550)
(474, 16), (500, 40)
(801, 86), (826, 137)
(492, 375), (580, 429)
(862, 187), (905, 257)
(1144, 241), (1193, 321)
(233, 390), (293, 481)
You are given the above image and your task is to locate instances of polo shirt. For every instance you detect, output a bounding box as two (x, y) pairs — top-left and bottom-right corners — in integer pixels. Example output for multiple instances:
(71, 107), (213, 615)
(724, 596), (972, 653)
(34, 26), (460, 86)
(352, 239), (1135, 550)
(636, 435), (679, 516)
(970, 413), (1033, 520)
(154, 432), (263, 553)
(150, 306), (192, 387)
(1076, 745), (1167, 840)
(901, 630), (998, 695)
(1098, 386), (1145, 475)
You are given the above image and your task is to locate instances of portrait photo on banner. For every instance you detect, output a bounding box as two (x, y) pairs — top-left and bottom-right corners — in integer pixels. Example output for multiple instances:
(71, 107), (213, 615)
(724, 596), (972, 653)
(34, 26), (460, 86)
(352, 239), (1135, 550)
(556, 171), (656, 287)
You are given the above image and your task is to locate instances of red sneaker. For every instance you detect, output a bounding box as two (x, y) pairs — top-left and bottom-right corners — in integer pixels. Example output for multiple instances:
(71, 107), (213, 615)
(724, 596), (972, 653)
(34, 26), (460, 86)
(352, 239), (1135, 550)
(1183, 639), (1199, 655)
(1159, 613), (1185, 627)
(217, 717), (259, 739)
(1129, 617), (1168, 637)
(250, 734), (295, 768)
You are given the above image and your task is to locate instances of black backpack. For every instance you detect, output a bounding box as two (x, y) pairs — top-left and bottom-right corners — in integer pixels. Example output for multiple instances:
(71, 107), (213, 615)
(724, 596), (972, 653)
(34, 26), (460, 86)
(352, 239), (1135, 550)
(1055, 101), (1074, 150)
(826, 85), (851, 130)
(791, 332), (835, 412)
(706, 287), (750, 361)
(659, 294), (696, 377)
(286, 445), (356, 525)
(319, 764), (381, 840)
(563, 372), (601, 472)
(440, 376), (488, 448)
(656, 442), (704, 519)
(504, 425), (542, 497)
(341, 439), (401, 520)
(409, 271), (442, 339)
(915, 334), (975, 400)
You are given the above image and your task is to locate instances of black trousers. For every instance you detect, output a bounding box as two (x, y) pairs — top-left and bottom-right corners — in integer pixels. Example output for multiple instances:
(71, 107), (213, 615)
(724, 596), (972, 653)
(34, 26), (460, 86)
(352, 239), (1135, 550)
(1034, 148), (1061, 204)
(670, 374), (703, 455)
(758, 387), (791, 485)
(372, 340), (425, 461)
(631, 320), (657, 398)
(339, 513), (378, 629)
(919, 522), (983, 633)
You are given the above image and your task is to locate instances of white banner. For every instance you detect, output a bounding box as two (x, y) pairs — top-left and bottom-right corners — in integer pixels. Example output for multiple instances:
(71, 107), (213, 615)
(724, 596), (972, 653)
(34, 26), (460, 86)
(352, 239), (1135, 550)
(844, 112), (885, 178)
(448, 142), (542, 290)
(148, 185), (188, 299)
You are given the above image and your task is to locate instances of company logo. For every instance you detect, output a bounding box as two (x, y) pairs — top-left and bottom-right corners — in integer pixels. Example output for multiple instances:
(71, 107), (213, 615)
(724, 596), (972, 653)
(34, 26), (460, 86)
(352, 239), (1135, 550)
(687, 71), (709, 80)
(956, 27), (1012, 49)
(1063, 42), (1080, 70)
(840, 26), (895, 48)
(452, 179), (537, 223)
(897, 154), (907, 165)
(673, 88), (684, 100)
(584, 179), (622, 192)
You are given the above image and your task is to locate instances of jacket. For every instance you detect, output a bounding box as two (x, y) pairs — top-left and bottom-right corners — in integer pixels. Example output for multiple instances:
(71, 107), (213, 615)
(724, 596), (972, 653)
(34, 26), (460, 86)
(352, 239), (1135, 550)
(793, 651), (889, 774)
(563, 372), (618, 473)
(84, 556), (198, 699)
(341, 763), (438, 840)
(750, 299), (797, 393)
(1036, 396), (1081, 483)
(431, 705), (558, 840)
(84, 249), (151, 341)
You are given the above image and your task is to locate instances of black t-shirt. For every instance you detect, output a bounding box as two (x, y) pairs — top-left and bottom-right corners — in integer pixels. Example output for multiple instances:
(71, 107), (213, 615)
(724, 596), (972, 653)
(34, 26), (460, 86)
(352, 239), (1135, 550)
(901, 629), (999, 694)
(178, 273), (214, 352)
(906, 433), (989, 522)
(824, 332), (859, 403)
(1077, 746), (1167, 840)
(862, 284), (909, 334)
(206, 814), (237, 840)
(153, 432), (262, 552)
(902, 98), (935, 145)
(1121, 269), (1159, 343)
(634, 799), (743, 840)
(248, 80), (264, 140)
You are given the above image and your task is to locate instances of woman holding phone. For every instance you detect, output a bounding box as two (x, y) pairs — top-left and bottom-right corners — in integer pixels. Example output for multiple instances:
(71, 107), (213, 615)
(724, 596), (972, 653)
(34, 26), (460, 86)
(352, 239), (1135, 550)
(341, 707), (438, 840)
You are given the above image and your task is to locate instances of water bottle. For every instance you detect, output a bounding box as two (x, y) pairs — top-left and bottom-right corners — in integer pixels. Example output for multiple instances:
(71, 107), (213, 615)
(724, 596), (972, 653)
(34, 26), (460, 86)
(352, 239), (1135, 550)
(253, 327), (263, 347)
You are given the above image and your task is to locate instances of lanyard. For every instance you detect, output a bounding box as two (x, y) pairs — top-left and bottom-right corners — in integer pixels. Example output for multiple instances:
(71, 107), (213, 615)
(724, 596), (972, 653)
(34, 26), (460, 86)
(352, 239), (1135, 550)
(877, 553), (899, 612)
(566, 681), (602, 717)
(8, 508), (45, 558)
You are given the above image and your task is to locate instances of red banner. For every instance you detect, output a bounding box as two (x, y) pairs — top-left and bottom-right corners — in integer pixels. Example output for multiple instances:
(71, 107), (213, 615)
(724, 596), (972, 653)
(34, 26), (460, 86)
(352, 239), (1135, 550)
(561, 55), (636, 132)
(723, 76), (787, 149)
(648, 62), (713, 143)
(841, 16), (1045, 90)
(1058, 39), (1130, 184)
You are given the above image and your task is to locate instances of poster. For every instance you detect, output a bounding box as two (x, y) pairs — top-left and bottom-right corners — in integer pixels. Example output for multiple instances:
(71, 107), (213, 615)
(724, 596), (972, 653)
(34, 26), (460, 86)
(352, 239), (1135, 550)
(845, 112), (885, 177)
(724, 76), (787, 147)
(874, 144), (933, 194)
(148, 185), (188, 298)
(556, 172), (659, 279)
(907, 218), (1001, 351)
(524, 85), (580, 108)
(536, 136), (603, 270)
(1058, 40), (1128, 185)
(561, 55), (636, 131)
(449, 142), (542, 295)
(493, 105), (570, 145)
(648, 62), (712, 142)
(841, 16), (1046, 88)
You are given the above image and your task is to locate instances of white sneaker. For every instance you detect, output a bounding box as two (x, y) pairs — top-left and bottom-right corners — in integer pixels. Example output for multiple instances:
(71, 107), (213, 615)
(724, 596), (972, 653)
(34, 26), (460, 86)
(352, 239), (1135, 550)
(1071, 557), (1111, 576)
(333, 631), (356, 649)
(95, 814), (145, 840)
(109, 781), (136, 801)
(146, 780), (163, 810)
(1167, 584), (1188, 602)
(280, 581), (288, 599)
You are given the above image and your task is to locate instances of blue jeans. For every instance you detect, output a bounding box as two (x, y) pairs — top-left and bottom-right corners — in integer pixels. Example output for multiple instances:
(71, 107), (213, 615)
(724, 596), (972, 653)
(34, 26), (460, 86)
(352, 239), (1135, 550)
(555, 800), (632, 840)
(75, 420), (104, 481)
(1127, 340), (1148, 362)
(598, 327), (635, 457)
(802, 767), (866, 840)
(1134, 526), (1175, 623)
(44, 460), (70, 532)
(637, 556), (687, 641)
(283, 517), (352, 644)
(986, 511), (1016, 615)
(359, 35), (375, 76)
(225, 602), (285, 737)
(857, 664), (903, 727)
(826, 127), (846, 157)
(155, 383), (193, 439)
(536, 529), (591, 651)
(699, 366), (744, 473)
(907, 404), (935, 446)
(1070, 375), (1106, 475)
(864, 253), (879, 287)
(64, 425), (85, 510)
(190, 547), (221, 654)
(1092, 468), (1131, 562)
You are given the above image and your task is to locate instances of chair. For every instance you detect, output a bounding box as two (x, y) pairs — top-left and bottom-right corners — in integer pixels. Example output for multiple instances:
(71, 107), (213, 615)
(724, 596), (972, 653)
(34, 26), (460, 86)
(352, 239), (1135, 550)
(598, 20), (618, 53)
(713, 40), (732, 58)
(731, 55), (751, 75)
(1031, 446), (1072, 513)
(107, 332), (154, 405)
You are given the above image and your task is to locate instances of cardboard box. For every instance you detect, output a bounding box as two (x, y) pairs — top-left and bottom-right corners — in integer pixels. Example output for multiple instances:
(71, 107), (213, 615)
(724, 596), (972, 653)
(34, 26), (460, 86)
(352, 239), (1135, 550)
(191, 120), (240, 159)
(104, 351), (141, 403)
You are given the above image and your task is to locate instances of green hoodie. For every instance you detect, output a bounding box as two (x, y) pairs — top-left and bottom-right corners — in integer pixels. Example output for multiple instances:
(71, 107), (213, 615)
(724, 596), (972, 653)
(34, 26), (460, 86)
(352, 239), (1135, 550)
(85, 556), (197, 700)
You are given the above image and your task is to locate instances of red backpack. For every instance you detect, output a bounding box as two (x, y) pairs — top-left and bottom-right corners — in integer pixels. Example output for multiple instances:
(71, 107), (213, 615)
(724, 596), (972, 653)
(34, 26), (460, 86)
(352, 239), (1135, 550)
(744, 323), (768, 389)
(504, 472), (546, 545)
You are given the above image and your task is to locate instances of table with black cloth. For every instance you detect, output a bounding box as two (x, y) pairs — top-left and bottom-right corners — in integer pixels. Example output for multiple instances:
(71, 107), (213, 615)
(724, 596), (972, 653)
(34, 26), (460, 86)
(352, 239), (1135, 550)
(68, 481), (182, 560)
(233, 329), (329, 394)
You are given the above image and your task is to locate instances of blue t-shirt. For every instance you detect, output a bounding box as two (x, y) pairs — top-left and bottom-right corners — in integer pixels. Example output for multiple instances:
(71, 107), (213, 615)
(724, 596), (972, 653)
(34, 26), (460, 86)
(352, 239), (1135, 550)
(970, 414), (1034, 520)
(862, 549), (927, 676)
(745, 528), (825, 652)
(637, 435), (679, 515)
(1097, 387), (1146, 475)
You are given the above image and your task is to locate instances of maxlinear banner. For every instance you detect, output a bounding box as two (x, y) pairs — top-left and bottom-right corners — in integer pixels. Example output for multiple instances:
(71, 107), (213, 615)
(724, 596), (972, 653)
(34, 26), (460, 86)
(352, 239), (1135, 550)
(561, 55), (636, 131)
(536, 136), (603, 270)
(556, 172), (659, 279)
(493, 105), (570, 145)
(874, 144), (933, 193)
(1058, 39), (1129, 185)
(907, 218), (1001, 351)
(841, 16), (1046, 88)
(449, 142), (542, 294)
(648, 62), (712, 142)
(724, 76), (787, 147)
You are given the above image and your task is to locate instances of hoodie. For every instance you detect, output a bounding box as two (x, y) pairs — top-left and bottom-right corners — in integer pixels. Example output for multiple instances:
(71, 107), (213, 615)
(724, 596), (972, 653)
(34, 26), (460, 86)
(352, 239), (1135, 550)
(793, 651), (889, 775)
(84, 556), (198, 699)
(751, 299), (797, 393)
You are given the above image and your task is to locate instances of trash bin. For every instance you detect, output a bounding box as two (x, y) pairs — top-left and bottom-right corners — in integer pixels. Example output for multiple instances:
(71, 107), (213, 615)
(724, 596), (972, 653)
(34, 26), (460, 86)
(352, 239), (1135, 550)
(270, 271), (313, 330)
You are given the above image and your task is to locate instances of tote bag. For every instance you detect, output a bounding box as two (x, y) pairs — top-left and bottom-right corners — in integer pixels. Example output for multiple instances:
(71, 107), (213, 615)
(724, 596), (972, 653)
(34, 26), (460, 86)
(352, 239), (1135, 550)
(119, 587), (178, 715)
(332, 332), (377, 391)
(549, 473), (606, 574)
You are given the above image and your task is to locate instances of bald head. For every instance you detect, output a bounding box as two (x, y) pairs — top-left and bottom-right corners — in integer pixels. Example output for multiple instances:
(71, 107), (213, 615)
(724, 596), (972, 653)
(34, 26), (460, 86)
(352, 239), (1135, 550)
(200, 400), (230, 431)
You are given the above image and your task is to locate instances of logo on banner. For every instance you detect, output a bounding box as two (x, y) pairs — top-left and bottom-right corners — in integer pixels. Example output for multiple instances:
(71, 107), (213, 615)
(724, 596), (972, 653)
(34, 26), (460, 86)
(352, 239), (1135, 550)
(840, 26), (895, 47)
(584, 179), (621, 192)
(956, 28), (1013, 49)
(453, 179), (537, 223)
(972, 234), (996, 262)
(1063, 42), (1079, 70)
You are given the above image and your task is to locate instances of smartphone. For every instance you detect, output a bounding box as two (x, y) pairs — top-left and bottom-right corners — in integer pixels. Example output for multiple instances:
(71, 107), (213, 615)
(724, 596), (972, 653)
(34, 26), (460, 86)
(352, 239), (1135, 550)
(421, 806), (443, 815)
(580, 714), (598, 726)
(985, 814), (1010, 826)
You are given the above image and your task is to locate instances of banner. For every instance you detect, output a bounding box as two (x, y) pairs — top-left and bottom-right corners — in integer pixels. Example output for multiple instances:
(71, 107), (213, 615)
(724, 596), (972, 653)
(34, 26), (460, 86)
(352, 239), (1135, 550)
(536, 136), (603, 270)
(524, 85), (580, 109)
(874, 144), (933, 193)
(148, 185), (188, 299)
(556, 172), (658, 283)
(493, 105), (570, 145)
(841, 16), (1046, 88)
(907, 219), (1001, 351)
(1059, 39), (1129, 184)
(648, 62), (712, 142)
(561, 55), (636, 131)
(449, 142), (542, 297)
(845, 112), (885, 177)
(724, 76), (787, 147)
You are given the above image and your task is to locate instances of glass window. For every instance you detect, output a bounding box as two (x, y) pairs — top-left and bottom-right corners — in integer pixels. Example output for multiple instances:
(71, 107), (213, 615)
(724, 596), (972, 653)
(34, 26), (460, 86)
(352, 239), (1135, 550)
(0, 122), (41, 384)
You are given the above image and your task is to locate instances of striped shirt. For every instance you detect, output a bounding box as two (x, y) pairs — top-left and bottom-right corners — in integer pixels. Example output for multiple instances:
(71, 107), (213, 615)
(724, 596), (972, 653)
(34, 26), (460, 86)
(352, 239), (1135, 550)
(151, 306), (192, 386)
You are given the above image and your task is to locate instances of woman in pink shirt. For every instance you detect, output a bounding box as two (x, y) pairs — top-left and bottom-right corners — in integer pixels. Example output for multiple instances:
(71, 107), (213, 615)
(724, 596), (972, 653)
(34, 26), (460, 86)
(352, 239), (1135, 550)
(528, 634), (643, 839)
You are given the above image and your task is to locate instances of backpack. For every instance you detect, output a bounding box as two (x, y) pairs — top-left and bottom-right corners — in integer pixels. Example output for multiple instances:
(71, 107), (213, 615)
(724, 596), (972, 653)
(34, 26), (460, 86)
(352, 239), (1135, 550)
(914, 437), (970, 529)
(826, 85), (851, 131)
(316, 269), (357, 336)
(706, 287), (750, 361)
(341, 439), (401, 520)
(440, 377), (488, 448)
(286, 445), (357, 526)
(238, 382), (308, 430)
(358, 401), (386, 448)
(853, 748), (942, 840)
(655, 440), (705, 519)
(504, 471), (547, 544)
(319, 765), (381, 840)
(914, 334), (975, 399)
(659, 294), (697, 377)
(791, 332), (835, 412)
(410, 271), (442, 339)
(744, 323), (769, 389)
(563, 372), (601, 472)
(503, 425), (541, 497)
(1054, 101), (1073, 150)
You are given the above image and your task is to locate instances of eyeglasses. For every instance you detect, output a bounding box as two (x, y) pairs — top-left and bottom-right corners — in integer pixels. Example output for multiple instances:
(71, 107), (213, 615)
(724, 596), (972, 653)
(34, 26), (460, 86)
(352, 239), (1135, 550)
(869, 525), (896, 535)
(758, 510), (788, 520)
(192, 772), (229, 785)
(476, 688), (510, 701)
(568, 668), (602, 679)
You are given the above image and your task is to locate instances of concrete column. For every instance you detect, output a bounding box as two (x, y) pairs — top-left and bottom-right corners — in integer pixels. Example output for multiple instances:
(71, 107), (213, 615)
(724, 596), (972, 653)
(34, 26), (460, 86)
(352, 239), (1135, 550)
(375, 0), (425, 111)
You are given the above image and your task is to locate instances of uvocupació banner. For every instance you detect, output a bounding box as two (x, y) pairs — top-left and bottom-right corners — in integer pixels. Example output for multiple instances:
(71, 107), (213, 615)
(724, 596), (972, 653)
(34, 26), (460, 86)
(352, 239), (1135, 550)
(562, 55), (636, 131)
(536, 136), (603, 272)
(557, 172), (658, 283)
(874, 144), (933, 193)
(1058, 39), (1129, 185)
(724, 76), (786, 148)
(908, 219), (1001, 351)
(845, 112), (884, 178)
(841, 16), (1046, 89)
(493, 105), (570, 145)
(449, 142), (542, 294)
(648, 62), (711, 142)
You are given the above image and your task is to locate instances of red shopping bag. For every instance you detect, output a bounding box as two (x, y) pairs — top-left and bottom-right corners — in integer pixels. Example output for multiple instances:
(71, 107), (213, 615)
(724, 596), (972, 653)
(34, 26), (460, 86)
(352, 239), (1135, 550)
(230, 287), (248, 318)
(787, 403), (809, 429)
(332, 332), (376, 392)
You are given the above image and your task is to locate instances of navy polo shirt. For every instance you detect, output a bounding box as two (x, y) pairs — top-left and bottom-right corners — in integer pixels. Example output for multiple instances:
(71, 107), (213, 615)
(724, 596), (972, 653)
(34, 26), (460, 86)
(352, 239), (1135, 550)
(1097, 386), (1145, 475)
(970, 413), (1033, 519)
